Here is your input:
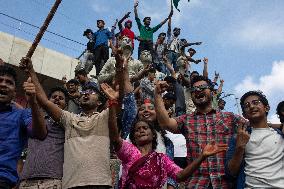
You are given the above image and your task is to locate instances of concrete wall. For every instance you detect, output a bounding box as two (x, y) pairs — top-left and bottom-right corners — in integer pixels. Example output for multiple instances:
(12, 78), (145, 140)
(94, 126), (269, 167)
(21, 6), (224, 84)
(0, 31), (79, 80)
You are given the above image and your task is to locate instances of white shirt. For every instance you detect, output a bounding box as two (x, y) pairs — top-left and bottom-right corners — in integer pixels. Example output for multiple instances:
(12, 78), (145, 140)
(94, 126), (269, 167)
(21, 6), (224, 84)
(244, 127), (284, 188)
(166, 132), (187, 157)
(168, 36), (180, 53)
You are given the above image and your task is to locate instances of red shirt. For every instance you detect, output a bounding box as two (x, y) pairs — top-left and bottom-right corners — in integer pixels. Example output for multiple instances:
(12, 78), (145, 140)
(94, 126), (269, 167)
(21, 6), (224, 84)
(175, 110), (245, 189)
(121, 28), (135, 49)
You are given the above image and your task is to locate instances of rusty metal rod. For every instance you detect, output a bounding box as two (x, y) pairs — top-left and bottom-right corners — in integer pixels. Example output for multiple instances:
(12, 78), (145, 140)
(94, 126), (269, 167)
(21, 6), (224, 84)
(26, 0), (62, 58)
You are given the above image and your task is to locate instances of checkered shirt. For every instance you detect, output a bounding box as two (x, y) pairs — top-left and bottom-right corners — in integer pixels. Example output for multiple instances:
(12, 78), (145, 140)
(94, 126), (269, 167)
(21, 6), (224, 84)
(175, 110), (244, 189)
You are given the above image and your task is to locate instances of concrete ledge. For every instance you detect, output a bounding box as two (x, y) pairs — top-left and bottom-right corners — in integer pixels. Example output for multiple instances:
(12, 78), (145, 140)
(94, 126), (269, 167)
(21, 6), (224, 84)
(0, 31), (78, 80)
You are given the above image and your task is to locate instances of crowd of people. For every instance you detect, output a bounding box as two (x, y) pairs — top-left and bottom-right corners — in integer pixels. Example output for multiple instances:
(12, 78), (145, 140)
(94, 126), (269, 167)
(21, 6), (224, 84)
(0, 1), (284, 189)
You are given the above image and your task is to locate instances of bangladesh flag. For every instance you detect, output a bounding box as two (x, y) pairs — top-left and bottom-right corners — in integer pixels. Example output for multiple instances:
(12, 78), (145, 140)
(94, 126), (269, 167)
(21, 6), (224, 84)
(173, 0), (190, 12)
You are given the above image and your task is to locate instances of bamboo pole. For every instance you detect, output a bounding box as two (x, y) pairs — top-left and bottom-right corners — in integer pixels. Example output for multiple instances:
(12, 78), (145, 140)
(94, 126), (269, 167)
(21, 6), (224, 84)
(26, 0), (62, 58)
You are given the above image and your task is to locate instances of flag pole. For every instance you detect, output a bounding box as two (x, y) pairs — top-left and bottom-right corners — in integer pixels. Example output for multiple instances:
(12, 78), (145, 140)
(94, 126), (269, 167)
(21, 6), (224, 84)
(25, 0), (62, 58)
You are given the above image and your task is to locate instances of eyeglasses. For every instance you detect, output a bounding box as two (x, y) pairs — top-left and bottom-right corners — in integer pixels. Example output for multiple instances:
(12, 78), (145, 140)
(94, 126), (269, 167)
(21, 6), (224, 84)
(80, 89), (96, 96)
(190, 84), (211, 92)
(243, 100), (262, 110)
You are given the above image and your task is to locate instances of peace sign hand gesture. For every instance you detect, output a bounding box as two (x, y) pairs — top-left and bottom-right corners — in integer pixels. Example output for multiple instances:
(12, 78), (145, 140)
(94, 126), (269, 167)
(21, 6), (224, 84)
(236, 126), (250, 150)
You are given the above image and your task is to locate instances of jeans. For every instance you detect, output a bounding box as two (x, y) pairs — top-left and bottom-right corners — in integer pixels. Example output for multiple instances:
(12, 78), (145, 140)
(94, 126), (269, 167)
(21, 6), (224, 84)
(168, 51), (179, 71)
(153, 61), (170, 75)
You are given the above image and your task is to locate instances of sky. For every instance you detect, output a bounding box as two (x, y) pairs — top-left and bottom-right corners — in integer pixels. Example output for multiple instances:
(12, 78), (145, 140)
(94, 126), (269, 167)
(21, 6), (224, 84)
(0, 0), (284, 122)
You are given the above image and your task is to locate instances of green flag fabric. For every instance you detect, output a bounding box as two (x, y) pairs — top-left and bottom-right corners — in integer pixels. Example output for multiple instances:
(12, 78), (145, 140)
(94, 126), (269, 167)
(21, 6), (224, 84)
(173, 0), (190, 12)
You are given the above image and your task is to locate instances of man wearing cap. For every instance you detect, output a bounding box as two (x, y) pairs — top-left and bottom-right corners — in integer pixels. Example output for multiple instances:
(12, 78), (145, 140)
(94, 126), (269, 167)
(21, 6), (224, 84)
(118, 12), (136, 49)
(83, 29), (95, 54)
(134, 1), (173, 58)
(93, 20), (113, 76)
(167, 17), (202, 71)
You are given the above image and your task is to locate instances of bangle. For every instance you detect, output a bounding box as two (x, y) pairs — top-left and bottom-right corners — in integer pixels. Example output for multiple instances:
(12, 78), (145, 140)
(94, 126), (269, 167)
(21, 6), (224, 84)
(108, 99), (118, 107)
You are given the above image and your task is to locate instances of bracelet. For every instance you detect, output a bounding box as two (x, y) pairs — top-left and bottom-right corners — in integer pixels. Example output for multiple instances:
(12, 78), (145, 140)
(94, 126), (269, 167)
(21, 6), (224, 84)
(108, 99), (118, 107)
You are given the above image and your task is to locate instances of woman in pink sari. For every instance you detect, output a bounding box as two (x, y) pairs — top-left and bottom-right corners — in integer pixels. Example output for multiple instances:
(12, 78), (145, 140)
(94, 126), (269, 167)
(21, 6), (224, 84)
(101, 82), (228, 189)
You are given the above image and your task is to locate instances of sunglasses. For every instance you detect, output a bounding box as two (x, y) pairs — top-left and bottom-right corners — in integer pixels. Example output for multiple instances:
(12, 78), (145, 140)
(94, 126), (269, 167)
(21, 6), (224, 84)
(190, 84), (211, 92)
(80, 89), (97, 96)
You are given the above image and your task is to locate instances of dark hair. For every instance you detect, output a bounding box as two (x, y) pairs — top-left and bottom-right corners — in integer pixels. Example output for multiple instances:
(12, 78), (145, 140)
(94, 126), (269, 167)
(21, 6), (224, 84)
(136, 102), (170, 147)
(276, 101), (284, 123)
(67, 79), (79, 85)
(188, 48), (196, 54)
(48, 86), (69, 103)
(148, 67), (156, 73)
(124, 20), (132, 27)
(158, 32), (166, 38)
(163, 92), (176, 101)
(180, 38), (187, 47)
(276, 101), (284, 116)
(0, 65), (17, 85)
(190, 75), (213, 89)
(75, 69), (87, 77)
(218, 98), (226, 104)
(129, 119), (158, 150)
(143, 17), (151, 22)
(97, 19), (105, 24)
(190, 71), (199, 76)
(164, 76), (176, 84)
(240, 90), (269, 114)
(83, 29), (93, 36)
(82, 85), (107, 107)
(173, 27), (181, 32)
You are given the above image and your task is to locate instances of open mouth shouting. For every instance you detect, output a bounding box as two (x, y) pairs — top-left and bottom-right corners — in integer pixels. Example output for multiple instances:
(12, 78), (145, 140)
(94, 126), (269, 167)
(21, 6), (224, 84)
(0, 89), (8, 98)
(194, 92), (206, 101)
(53, 101), (61, 107)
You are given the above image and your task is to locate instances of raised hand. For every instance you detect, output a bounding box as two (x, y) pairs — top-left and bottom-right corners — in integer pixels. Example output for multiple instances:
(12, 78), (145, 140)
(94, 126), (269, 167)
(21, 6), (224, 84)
(169, 8), (174, 18)
(202, 143), (228, 158)
(19, 57), (33, 72)
(154, 80), (169, 95)
(195, 42), (202, 45)
(236, 126), (250, 150)
(23, 77), (36, 101)
(203, 57), (208, 64)
(100, 83), (119, 100)
(62, 75), (67, 84)
(134, 0), (139, 8)
(125, 11), (131, 18)
(214, 71), (219, 79)
(114, 49), (130, 70)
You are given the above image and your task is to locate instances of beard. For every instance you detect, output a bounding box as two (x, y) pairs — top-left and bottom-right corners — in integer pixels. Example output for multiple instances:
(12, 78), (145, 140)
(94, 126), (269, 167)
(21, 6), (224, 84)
(192, 93), (211, 107)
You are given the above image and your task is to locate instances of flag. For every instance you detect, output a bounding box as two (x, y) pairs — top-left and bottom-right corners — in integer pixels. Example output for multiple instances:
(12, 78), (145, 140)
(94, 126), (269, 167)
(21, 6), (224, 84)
(172, 0), (190, 12)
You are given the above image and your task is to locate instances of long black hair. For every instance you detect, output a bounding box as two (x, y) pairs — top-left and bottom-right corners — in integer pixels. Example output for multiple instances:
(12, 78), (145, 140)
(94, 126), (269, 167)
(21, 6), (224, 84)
(129, 119), (158, 151)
